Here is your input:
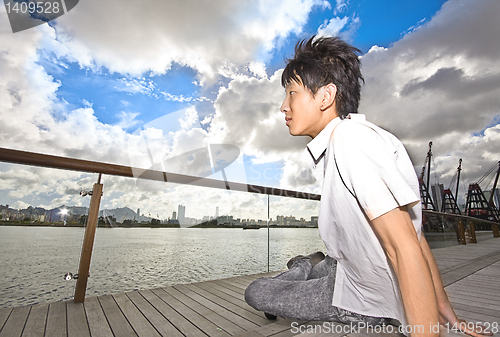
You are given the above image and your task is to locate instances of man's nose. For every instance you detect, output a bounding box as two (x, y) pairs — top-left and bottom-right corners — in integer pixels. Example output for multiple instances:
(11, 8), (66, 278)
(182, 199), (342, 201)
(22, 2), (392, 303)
(280, 98), (289, 113)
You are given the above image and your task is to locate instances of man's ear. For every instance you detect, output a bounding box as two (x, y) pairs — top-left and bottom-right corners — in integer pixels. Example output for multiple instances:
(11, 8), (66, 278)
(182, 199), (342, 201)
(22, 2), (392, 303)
(320, 83), (337, 111)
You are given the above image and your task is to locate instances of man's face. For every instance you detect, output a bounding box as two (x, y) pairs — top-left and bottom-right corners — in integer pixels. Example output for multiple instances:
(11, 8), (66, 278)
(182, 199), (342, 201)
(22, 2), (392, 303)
(281, 79), (324, 138)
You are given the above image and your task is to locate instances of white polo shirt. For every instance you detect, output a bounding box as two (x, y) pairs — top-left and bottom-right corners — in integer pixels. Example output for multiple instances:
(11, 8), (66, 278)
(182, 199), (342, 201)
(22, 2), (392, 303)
(305, 114), (421, 327)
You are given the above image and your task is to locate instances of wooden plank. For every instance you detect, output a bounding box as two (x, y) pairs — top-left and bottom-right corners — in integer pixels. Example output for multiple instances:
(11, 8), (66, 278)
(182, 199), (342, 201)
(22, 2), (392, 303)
(21, 303), (48, 337)
(226, 277), (259, 288)
(84, 296), (113, 337)
(446, 292), (500, 306)
(0, 308), (12, 331)
(250, 319), (310, 337)
(207, 281), (247, 301)
(441, 253), (500, 286)
(193, 282), (255, 312)
(126, 291), (183, 337)
(67, 302), (90, 337)
(216, 280), (252, 295)
(166, 285), (245, 335)
(216, 279), (250, 293)
(98, 294), (137, 337)
(449, 301), (500, 319)
(45, 302), (66, 337)
(0, 306), (30, 337)
(152, 287), (230, 337)
(185, 283), (270, 326)
(453, 308), (500, 326)
(139, 289), (207, 337)
(113, 292), (160, 337)
(446, 283), (500, 295)
(449, 297), (500, 313)
(174, 283), (260, 331)
(233, 331), (265, 337)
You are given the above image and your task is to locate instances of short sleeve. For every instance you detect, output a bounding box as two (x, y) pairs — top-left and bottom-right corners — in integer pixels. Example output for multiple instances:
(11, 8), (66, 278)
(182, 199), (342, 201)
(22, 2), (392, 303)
(332, 122), (420, 220)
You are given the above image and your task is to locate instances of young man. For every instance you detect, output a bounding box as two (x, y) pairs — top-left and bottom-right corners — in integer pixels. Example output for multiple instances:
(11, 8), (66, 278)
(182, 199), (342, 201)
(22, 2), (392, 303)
(245, 36), (490, 337)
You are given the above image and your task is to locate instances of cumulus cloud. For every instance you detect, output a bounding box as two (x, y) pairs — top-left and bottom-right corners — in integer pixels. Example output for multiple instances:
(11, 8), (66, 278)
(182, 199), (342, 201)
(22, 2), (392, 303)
(359, 0), (500, 198)
(52, 0), (330, 83)
(208, 70), (310, 162)
(0, 20), (246, 219)
(317, 16), (349, 37)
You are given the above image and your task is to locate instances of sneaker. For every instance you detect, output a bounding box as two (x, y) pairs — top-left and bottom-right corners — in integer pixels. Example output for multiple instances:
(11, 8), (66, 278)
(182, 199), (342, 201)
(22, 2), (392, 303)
(287, 251), (325, 269)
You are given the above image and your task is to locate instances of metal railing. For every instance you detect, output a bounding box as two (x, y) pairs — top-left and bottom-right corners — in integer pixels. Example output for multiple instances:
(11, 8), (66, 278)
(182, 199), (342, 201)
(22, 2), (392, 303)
(0, 147), (320, 200)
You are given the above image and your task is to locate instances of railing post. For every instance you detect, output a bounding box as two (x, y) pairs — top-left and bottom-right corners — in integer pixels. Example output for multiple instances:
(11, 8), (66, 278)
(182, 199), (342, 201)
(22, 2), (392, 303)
(468, 221), (477, 243)
(74, 175), (103, 303)
(456, 219), (466, 245)
(267, 194), (270, 273)
(493, 224), (500, 238)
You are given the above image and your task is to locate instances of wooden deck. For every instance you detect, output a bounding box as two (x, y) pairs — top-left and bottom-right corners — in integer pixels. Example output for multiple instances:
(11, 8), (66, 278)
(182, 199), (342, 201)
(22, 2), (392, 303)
(1, 238), (499, 337)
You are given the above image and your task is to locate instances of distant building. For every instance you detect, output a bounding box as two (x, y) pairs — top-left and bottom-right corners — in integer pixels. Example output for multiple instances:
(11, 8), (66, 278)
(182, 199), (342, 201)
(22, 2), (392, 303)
(217, 215), (234, 225)
(310, 216), (318, 227)
(178, 205), (186, 224)
(172, 211), (177, 220)
(215, 206), (219, 218)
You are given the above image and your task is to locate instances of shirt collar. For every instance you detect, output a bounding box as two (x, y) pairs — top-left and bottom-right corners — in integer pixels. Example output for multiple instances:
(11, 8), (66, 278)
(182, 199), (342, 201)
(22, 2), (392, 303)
(306, 117), (342, 163)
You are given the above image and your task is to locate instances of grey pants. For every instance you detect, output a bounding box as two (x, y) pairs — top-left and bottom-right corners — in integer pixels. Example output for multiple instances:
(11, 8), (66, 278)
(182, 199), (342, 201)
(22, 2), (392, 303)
(245, 256), (387, 325)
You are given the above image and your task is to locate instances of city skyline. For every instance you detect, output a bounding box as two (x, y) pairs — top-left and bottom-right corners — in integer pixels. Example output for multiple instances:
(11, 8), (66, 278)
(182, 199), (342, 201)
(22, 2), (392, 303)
(0, 202), (319, 228)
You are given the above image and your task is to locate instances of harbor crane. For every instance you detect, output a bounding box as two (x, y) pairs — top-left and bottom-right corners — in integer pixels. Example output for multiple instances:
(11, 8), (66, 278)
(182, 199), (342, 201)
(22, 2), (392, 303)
(464, 161), (500, 222)
(419, 142), (436, 210)
(441, 159), (462, 214)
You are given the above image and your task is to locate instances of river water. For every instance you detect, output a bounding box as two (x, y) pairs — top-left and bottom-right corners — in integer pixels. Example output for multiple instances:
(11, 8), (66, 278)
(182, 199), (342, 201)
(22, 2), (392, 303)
(1, 226), (474, 308)
(0, 226), (328, 308)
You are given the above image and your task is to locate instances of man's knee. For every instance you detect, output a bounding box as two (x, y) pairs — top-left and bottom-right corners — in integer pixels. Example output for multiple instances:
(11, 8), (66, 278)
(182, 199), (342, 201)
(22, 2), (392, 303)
(245, 278), (267, 309)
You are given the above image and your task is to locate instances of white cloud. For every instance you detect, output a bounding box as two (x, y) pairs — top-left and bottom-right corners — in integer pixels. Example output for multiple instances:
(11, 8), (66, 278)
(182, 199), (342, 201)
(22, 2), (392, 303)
(359, 0), (500, 200)
(317, 17), (349, 37)
(208, 70), (310, 163)
(116, 111), (141, 129)
(333, 0), (348, 14)
(115, 78), (157, 97)
(51, 0), (329, 84)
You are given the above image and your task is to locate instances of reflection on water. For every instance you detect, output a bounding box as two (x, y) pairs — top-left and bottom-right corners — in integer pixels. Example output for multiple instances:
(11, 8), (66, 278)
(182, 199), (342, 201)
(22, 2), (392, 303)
(0, 226), (326, 308)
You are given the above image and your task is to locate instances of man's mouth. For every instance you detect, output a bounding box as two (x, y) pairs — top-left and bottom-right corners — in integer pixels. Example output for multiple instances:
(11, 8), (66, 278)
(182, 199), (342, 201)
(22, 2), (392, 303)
(285, 117), (291, 126)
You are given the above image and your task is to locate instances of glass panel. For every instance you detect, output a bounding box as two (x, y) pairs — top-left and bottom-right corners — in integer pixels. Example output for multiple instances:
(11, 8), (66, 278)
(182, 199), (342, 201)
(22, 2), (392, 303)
(86, 183), (270, 298)
(0, 159), (320, 307)
(0, 163), (94, 308)
(268, 195), (323, 271)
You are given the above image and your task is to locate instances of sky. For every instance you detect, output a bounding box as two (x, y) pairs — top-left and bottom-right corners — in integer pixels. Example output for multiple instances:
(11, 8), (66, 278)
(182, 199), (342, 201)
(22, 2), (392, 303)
(0, 0), (499, 221)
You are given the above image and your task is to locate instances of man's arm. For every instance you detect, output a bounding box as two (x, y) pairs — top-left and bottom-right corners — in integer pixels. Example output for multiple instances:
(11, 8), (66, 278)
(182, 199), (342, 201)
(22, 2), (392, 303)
(371, 207), (439, 337)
